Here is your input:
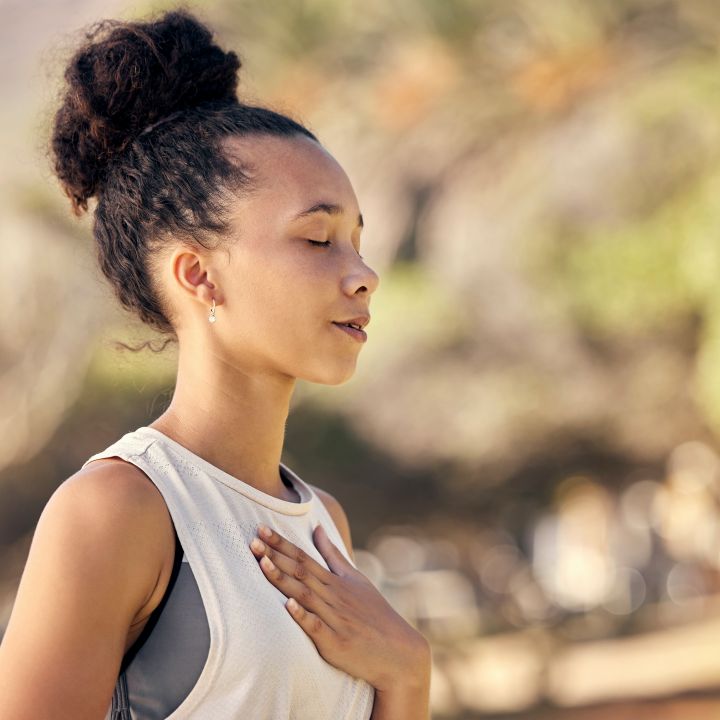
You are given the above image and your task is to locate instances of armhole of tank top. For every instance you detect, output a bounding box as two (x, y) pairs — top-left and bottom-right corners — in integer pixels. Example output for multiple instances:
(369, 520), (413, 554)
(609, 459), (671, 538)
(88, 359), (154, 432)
(118, 521), (184, 675)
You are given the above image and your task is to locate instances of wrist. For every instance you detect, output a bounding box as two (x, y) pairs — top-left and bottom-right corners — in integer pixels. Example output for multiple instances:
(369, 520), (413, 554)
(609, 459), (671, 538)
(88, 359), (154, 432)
(374, 636), (432, 694)
(370, 659), (431, 720)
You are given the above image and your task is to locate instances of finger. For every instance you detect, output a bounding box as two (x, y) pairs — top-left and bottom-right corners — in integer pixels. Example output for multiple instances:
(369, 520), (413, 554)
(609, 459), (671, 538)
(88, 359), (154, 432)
(252, 540), (334, 603)
(284, 596), (338, 649)
(313, 523), (354, 577)
(257, 553), (339, 622)
(255, 525), (335, 585)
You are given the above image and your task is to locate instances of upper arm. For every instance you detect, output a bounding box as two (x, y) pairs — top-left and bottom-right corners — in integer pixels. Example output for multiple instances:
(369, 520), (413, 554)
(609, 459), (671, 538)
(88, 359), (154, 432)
(308, 484), (356, 563)
(0, 461), (171, 720)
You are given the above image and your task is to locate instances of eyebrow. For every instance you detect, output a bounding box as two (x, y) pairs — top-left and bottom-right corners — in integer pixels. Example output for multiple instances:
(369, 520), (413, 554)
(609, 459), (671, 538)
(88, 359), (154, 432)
(292, 202), (364, 229)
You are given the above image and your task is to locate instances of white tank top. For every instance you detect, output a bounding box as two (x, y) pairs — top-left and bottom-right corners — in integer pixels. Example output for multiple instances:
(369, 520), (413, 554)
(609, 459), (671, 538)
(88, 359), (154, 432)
(82, 425), (376, 719)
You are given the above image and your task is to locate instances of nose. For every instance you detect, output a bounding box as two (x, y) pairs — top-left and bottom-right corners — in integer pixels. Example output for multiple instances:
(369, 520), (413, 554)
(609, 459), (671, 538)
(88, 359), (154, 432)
(354, 254), (380, 296)
(342, 249), (380, 298)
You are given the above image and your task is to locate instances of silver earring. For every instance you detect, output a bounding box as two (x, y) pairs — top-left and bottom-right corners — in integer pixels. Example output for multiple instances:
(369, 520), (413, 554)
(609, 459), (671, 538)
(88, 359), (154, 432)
(208, 297), (217, 323)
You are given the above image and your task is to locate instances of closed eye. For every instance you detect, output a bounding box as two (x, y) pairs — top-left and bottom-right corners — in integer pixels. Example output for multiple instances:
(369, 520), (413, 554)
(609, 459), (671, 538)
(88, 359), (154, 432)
(306, 239), (364, 260)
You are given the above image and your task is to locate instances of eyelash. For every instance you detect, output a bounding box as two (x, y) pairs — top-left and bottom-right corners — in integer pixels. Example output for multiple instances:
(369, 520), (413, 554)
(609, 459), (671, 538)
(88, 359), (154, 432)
(306, 239), (364, 260)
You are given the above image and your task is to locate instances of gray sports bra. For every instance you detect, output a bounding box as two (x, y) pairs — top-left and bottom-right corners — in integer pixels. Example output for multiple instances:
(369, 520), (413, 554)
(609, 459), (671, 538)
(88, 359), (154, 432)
(105, 466), (297, 719)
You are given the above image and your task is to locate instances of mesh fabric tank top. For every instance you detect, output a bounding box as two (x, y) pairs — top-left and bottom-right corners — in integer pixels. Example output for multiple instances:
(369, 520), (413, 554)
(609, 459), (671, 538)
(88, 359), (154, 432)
(81, 425), (376, 720)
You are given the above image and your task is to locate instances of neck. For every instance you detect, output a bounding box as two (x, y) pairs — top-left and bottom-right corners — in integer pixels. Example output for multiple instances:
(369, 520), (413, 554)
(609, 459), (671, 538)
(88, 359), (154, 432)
(150, 342), (298, 502)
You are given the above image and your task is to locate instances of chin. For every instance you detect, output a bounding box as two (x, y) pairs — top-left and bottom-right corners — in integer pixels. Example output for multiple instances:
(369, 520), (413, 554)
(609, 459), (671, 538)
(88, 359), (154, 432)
(302, 363), (357, 386)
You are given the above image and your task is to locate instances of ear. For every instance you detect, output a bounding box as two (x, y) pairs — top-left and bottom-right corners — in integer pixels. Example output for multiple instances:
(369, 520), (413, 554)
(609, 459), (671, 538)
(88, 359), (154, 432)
(171, 247), (220, 306)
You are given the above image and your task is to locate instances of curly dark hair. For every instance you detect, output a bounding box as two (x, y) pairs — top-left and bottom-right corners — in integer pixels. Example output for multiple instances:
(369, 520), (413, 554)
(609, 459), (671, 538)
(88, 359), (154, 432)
(50, 6), (318, 349)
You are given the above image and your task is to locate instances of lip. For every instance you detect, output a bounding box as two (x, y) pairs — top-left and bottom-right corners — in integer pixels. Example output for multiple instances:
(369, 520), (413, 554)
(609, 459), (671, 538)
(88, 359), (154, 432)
(333, 315), (370, 329)
(331, 321), (367, 343)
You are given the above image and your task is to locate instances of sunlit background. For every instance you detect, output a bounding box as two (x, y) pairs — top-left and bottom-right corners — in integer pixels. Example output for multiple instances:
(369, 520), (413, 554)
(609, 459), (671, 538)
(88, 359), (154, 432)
(5, 0), (720, 717)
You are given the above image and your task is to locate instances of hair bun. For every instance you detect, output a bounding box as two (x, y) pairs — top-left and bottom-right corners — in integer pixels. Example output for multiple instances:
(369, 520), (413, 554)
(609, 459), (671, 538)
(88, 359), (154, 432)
(51, 8), (241, 213)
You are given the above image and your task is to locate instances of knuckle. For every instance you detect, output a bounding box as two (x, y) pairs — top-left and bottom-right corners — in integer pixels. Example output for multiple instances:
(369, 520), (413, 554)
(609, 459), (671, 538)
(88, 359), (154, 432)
(294, 547), (308, 563)
(310, 615), (323, 634)
(298, 585), (313, 605)
(293, 561), (308, 581)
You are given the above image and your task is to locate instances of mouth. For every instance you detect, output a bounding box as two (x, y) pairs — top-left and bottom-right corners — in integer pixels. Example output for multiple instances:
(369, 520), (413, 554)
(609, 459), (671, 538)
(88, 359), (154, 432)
(331, 321), (367, 343)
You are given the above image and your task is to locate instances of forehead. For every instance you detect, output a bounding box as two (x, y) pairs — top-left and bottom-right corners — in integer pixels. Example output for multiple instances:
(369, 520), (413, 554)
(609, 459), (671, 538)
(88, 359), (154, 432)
(222, 133), (357, 224)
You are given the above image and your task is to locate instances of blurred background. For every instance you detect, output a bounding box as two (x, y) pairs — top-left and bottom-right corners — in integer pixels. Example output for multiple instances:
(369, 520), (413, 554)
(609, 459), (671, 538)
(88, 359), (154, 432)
(5, 0), (720, 717)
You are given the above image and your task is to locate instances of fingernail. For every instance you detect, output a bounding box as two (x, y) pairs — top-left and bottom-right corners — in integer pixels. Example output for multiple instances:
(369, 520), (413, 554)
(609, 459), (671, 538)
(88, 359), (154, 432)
(251, 538), (265, 552)
(258, 524), (272, 539)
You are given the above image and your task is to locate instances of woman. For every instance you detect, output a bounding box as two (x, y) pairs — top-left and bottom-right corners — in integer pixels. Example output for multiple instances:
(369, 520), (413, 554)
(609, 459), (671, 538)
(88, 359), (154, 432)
(0, 8), (431, 719)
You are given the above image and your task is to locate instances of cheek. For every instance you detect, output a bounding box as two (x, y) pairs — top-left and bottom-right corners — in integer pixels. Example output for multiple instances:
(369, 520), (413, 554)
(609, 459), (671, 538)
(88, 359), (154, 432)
(237, 267), (325, 337)
(225, 248), (337, 346)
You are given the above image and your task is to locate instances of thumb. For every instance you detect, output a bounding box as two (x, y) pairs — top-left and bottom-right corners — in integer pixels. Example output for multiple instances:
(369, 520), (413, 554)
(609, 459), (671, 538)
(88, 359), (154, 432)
(314, 523), (351, 576)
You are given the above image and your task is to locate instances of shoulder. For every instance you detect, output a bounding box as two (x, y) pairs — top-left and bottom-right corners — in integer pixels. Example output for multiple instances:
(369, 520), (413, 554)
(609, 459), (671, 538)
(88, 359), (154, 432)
(307, 483), (355, 562)
(61, 458), (173, 553)
(49, 458), (176, 617)
(0, 459), (174, 715)
(62, 456), (168, 516)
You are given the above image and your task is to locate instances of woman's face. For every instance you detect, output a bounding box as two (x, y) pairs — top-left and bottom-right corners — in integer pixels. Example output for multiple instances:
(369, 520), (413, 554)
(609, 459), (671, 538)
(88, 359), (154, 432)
(188, 132), (380, 386)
